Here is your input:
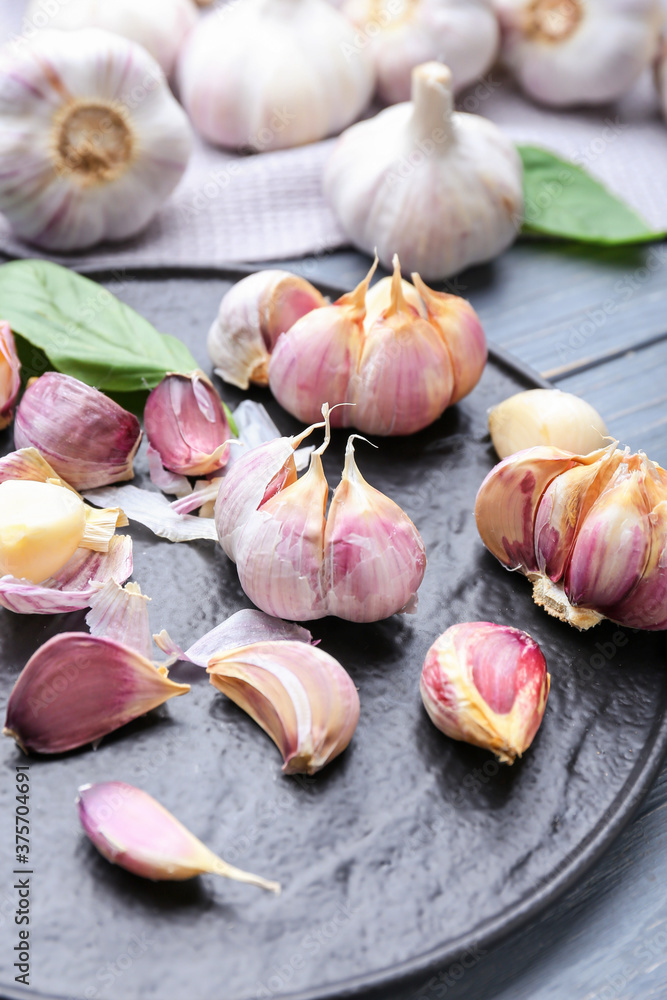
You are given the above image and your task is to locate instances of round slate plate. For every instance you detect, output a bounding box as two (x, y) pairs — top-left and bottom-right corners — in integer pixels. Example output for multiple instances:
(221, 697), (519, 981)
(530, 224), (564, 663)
(1, 271), (666, 1000)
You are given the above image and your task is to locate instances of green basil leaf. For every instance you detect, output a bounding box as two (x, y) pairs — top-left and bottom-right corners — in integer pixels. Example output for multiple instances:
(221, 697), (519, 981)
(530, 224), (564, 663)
(0, 260), (199, 392)
(518, 145), (666, 246)
(222, 401), (239, 438)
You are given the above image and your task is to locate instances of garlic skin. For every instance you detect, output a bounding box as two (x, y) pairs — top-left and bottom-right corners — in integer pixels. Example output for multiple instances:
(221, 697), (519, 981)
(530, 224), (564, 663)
(178, 0), (375, 151)
(489, 389), (608, 459)
(208, 271), (325, 390)
(324, 62), (524, 280)
(493, 0), (663, 107)
(0, 322), (20, 430)
(3, 634), (190, 755)
(208, 640), (360, 774)
(476, 444), (667, 630)
(24, 0), (198, 76)
(420, 622), (550, 764)
(77, 782), (280, 890)
(0, 29), (192, 251)
(14, 373), (142, 491)
(341, 0), (499, 105)
(144, 372), (231, 478)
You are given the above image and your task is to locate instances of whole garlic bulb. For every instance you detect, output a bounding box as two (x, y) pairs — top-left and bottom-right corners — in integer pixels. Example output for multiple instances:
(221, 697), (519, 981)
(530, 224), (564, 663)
(24, 0), (198, 76)
(0, 29), (192, 251)
(493, 0), (663, 107)
(178, 0), (375, 151)
(340, 0), (499, 105)
(324, 62), (523, 279)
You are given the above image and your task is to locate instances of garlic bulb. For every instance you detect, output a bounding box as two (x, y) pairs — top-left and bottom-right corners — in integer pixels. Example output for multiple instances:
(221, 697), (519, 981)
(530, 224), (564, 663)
(421, 622), (550, 763)
(324, 62), (524, 280)
(24, 0), (198, 76)
(489, 389), (608, 459)
(475, 443), (667, 630)
(208, 271), (325, 389)
(340, 0), (499, 105)
(493, 0), (663, 107)
(0, 322), (20, 431)
(177, 0), (375, 151)
(0, 29), (192, 251)
(658, 38), (667, 121)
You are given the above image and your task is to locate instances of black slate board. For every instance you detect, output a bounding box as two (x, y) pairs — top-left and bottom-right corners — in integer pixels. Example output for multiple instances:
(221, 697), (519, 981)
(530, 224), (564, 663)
(1, 271), (666, 1000)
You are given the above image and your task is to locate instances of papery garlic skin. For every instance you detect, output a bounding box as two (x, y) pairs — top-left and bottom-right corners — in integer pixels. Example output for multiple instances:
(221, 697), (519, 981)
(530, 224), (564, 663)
(489, 389), (608, 460)
(144, 372), (231, 478)
(341, 0), (499, 105)
(24, 0), (198, 76)
(14, 373), (142, 491)
(324, 62), (523, 280)
(493, 0), (663, 107)
(77, 782), (280, 890)
(208, 640), (360, 774)
(0, 322), (20, 430)
(0, 29), (192, 251)
(208, 271), (325, 389)
(178, 0), (375, 151)
(420, 622), (550, 764)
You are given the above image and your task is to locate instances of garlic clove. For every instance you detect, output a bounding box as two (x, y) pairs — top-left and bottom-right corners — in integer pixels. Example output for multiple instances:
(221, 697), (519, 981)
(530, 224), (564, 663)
(475, 445), (581, 572)
(77, 781), (280, 890)
(488, 389), (608, 460)
(0, 321), (20, 431)
(144, 372), (231, 478)
(323, 435), (426, 621)
(420, 622), (550, 764)
(208, 640), (360, 775)
(208, 271), (325, 389)
(3, 634), (190, 755)
(268, 260), (377, 427)
(493, 0), (663, 108)
(0, 29), (192, 251)
(14, 373), (142, 491)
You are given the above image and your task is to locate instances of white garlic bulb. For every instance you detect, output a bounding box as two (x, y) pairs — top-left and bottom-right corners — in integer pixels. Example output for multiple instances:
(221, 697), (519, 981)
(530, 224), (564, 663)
(24, 0), (198, 76)
(340, 0), (499, 105)
(493, 0), (663, 107)
(177, 0), (375, 151)
(324, 61), (523, 280)
(0, 30), (192, 252)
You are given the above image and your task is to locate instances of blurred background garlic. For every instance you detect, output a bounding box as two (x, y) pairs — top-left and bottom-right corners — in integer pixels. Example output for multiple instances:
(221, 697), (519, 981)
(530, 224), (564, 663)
(324, 62), (523, 280)
(340, 0), (499, 105)
(177, 0), (375, 151)
(24, 0), (199, 76)
(493, 0), (663, 107)
(0, 322), (20, 431)
(489, 389), (608, 459)
(658, 36), (667, 121)
(0, 29), (192, 251)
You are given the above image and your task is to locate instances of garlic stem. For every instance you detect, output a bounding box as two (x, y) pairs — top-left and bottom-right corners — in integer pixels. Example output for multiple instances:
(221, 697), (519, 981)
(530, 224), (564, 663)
(410, 62), (455, 145)
(336, 256), (378, 319)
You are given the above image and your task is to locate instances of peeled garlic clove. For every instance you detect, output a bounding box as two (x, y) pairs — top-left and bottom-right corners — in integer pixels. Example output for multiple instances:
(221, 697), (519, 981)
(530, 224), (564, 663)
(420, 622), (550, 764)
(324, 61), (523, 280)
(77, 782), (280, 890)
(178, 0), (374, 151)
(0, 29), (191, 251)
(144, 372), (230, 478)
(3, 634), (190, 755)
(208, 640), (360, 775)
(25, 0), (199, 76)
(208, 271), (325, 389)
(269, 261), (377, 427)
(341, 0), (499, 104)
(0, 321), (20, 430)
(489, 389), (608, 460)
(323, 436), (426, 621)
(411, 273), (487, 405)
(14, 373), (142, 491)
(475, 446), (581, 572)
(493, 0), (662, 107)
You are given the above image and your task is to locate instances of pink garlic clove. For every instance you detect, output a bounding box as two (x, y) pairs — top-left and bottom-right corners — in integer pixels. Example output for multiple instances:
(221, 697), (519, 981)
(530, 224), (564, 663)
(420, 622), (550, 764)
(77, 781), (280, 890)
(0, 321), (20, 430)
(14, 373), (142, 491)
(144, 371), (231, 478)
